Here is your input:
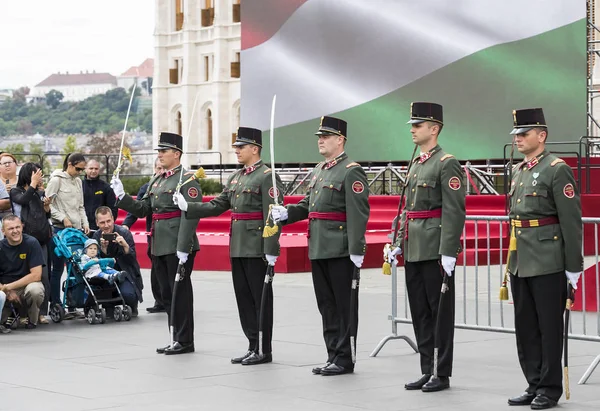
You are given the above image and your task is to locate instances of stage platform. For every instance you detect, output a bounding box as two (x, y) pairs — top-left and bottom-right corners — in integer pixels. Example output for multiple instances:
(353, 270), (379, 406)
(117, 194), (600, 274)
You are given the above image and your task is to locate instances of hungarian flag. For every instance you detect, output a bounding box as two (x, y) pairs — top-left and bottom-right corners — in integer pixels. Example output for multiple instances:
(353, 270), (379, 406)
(241, 0), (586, 162)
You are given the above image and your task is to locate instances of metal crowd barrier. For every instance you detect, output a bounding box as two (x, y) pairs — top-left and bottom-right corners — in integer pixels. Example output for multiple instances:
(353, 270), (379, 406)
(370, 215), (600, 385)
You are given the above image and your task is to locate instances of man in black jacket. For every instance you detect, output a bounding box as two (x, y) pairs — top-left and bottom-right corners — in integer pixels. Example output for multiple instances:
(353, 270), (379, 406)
(83, 160), (118, 230)
(123, 158), (164, 313)
(92, 206), (143, 316)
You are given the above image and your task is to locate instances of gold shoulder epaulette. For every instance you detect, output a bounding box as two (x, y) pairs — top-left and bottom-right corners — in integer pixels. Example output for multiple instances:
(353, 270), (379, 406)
(346, 162), (360, 168)
(440, 154), (455, 162)
(551, 158), (565, 167)
(264, 168), (271, 174)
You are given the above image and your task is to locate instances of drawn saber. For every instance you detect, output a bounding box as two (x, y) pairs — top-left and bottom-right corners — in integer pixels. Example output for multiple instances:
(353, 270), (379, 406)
(263, 95), (279, 237)
(114, 83), (137, 179)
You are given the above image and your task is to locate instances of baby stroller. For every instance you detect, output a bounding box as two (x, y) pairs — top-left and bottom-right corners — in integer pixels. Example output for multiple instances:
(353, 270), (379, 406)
(48, 228), (133, 325)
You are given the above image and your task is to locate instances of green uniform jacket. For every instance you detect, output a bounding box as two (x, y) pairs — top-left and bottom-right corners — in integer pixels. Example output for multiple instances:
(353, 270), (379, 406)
(185, 160), (284, 258)
(285, 152), (370, 260)
(508, 151), (583, 277)
(117, 165), (202, 257)
(394, 145), (466, 262)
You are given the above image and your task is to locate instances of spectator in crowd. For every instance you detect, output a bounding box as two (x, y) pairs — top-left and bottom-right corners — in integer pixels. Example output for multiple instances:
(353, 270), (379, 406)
(93, 206), (143, 316)
(79, 239), (126, 284)
(0, 290), (10, 334)
(0, 153), (20, 217)
(83, 159), (118, 230)
(123, 157), (164, 313)
(10, 163), (53, 324)
(45, 153), (89, 310)
(0, 181), (10, 239)
(0, 214), (45, 329)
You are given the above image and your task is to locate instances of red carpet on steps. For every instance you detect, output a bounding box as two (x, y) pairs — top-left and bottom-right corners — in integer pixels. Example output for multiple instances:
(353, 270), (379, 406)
(116, 194), (600, 274)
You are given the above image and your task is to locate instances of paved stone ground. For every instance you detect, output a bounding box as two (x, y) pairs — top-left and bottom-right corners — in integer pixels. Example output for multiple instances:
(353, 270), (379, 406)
(2, 266), (600, 411)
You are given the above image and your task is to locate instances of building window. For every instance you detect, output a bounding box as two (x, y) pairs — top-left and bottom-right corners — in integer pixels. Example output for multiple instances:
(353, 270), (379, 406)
(176, 111), (182, 135)
(204, 55), (213, 82)
(175, 0), (184, 31)
(232, 103), (240, 144)
(233, 0), (240, 23)
(201, 0), (214, 27)
(170, 58), (183, 84)
(206, 109), (213, 150)
(231, 52), (240, 78)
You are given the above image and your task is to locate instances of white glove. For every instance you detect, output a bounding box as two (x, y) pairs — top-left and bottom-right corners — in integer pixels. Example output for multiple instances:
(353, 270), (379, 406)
(177, 251), (189, 264)
(350, 254), (364, 268)
(111, 177), (125, 200)
(173, 192), (188, 211)
(271, 205), (288, 223)
(390, 247), (402, 264)
(265, 254), (277, 266)
(441, 255), (456, 277)
(566, 270), (582, 289)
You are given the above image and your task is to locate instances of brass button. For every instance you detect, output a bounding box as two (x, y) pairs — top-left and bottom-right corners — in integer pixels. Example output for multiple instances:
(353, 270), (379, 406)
(339, 226), (343, 230)
(553, 236), (558, 240)
(411, 203), (414, 207)
(311, 203), (315, 206)
(315, 190), (319, 194)
(329, 184), (333, 188)
(319, 178), (323, 181)
(155, 195), (158, 199)
(518, 230), (521, 235)
(413, 173), (416, 177)
(517, 199), (521, 203)
(516, 215), (520, 219)
(234, 219), (238, 222)
(533, 192), (537, 196)
(520, 182), (523, 186)
(258, 227), (262, 230)
(234, 207), (238, 210)
(411, 188), (415, 192)
(410, 218), (414, 222)
(236, 195), (240, 198)
(422, 183), (427, 187)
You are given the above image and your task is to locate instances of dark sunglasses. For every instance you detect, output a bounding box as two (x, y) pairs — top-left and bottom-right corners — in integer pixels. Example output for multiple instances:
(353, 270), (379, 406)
(75, 166), (85, 172)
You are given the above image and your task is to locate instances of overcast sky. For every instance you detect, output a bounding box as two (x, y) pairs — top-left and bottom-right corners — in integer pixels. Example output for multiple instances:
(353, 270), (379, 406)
(0, 0), (155, 89)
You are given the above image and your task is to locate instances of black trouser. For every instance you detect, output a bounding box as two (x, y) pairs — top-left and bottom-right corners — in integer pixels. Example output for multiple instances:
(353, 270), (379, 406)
(311, 257), (358, 369)
(152, 252), (196, 344)
(230, 257), (272, 353)
(147, 242), (163, 307)
(405, 259), (455, 377)
(510, 271), (567, 402)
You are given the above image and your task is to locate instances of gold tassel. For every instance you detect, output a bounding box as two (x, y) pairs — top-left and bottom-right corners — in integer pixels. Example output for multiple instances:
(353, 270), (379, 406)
(499, 225), (517, 301)
(122, 146), (133, 163)
(382, 243), (392, 275)
(195, 167), (206, 179)
(262, 205), (279, 238)
(382, 262), (391, 275)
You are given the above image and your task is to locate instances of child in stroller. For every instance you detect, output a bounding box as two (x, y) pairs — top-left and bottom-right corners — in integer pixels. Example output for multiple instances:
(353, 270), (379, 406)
(49, 228), (134, 324)
(80, 239), (126, 285)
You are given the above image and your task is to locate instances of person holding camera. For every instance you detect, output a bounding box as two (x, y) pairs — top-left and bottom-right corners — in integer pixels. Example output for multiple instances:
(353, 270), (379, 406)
(92, 206), (143, 316)
(9, 163), (53, 324)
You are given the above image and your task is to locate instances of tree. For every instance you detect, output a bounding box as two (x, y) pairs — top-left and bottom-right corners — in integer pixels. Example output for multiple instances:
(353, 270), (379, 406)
(12, 86), (30, 102)
(45, 89), (64, 109)
(62, 135), (79, 155)
(2, 143), (25, 162)
(28, 142), (51, 172)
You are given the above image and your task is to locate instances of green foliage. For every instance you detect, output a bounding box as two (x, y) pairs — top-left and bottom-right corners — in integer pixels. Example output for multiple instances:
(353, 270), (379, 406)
(0, 86), (152, 137)
(199, 178), (223, 195)
(45, 89), (64, 109)
(121, 176), (149, 196)
(62, 135), (79, 155)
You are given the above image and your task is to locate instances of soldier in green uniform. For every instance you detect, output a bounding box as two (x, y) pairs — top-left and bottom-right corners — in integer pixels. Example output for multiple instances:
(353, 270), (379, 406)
(389, 102), (466, 392)
(271, 116), (370, 376)
(174, 127), (284, 366)
(111, 132), (202, 355)
(505, 108), (583, 410)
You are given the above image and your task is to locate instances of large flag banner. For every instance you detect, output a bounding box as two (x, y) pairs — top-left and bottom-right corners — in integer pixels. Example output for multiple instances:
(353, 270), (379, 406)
(241, 0), (586, 162)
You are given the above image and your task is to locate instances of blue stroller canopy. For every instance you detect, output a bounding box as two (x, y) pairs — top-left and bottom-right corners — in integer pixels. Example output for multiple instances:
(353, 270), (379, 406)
(53, 228), (89, 259)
